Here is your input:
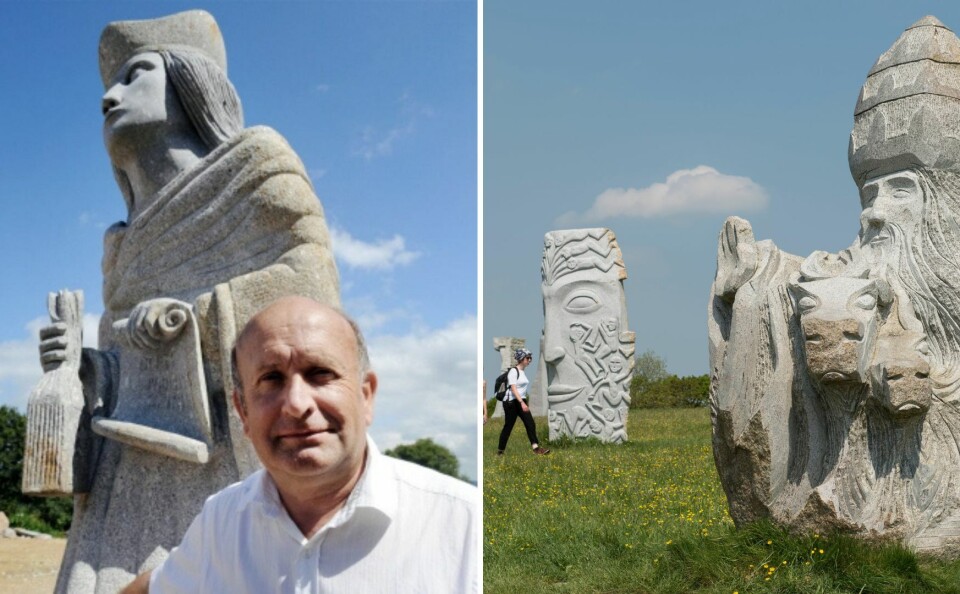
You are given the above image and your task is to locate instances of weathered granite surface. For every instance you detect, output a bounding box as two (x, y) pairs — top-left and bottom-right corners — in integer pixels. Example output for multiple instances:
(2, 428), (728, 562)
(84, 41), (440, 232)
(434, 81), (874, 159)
(494, 337), (526, 372)
(23, 10), (339, 592)
(540, 228), (634, 443)
(710, 16), (960, 556)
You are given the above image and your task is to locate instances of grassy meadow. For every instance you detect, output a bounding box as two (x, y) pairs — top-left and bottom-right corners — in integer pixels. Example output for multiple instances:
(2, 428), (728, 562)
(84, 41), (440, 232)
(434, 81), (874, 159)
(483, 407), (960, 593)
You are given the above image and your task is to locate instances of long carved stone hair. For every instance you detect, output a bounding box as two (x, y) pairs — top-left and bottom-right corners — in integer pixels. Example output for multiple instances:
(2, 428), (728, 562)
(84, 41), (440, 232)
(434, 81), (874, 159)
(160, 49), (244, 149)
(898, 168), (960, 387)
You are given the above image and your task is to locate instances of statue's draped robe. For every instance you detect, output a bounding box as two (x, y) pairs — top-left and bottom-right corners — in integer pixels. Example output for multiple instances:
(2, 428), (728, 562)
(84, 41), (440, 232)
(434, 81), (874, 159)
(56, 126), (339, 594)
(708, 240), (820, 527)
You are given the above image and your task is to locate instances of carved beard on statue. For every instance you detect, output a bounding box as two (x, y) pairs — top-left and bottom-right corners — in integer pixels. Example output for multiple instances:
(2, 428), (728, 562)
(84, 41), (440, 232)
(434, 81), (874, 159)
(884, 170), (960, 392)
(826, 176), (960, 532)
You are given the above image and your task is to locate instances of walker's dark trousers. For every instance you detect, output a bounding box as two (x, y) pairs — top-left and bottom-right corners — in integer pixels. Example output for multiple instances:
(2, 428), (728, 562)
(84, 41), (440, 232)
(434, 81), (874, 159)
(498, 398), (539, 451)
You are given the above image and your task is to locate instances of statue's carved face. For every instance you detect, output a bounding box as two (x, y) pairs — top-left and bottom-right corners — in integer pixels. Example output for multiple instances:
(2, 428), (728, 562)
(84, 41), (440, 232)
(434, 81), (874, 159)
(792, 278), (882, 386)
(859, 170), (924, 262)
(543, 277), (627, 400)
(101, 52), (191, 150)
(542, 237), (633, 407)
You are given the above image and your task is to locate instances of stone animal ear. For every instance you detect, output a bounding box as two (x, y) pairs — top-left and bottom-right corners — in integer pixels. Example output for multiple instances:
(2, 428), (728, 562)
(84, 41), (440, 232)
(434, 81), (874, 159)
(798, 295), (819, 312)
(788, 283), (818, 312)
(853, 292), (877, 311)
(874, 279), (893, 306)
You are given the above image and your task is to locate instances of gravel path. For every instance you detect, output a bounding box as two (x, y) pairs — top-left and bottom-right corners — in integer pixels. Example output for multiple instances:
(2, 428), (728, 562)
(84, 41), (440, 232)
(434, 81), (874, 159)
(0, 537), (65, 593)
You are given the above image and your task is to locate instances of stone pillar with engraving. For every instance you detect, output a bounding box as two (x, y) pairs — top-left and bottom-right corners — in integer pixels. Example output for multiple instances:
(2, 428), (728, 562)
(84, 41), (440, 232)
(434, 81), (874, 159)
(539, 228), (634, 443)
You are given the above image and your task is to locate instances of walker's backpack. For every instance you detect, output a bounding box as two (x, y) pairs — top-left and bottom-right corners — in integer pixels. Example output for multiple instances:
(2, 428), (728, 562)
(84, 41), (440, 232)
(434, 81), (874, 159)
(493, 367), (517, 401)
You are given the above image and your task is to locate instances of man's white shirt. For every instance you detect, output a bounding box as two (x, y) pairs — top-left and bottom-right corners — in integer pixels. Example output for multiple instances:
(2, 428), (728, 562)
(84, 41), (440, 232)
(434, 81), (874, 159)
(150, 437), (478, 593)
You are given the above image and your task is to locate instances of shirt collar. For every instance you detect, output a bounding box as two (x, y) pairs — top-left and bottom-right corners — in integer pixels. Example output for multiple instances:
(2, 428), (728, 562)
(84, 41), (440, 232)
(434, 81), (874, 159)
(344, 435), (398, 521)
(240, 434), (399, 526)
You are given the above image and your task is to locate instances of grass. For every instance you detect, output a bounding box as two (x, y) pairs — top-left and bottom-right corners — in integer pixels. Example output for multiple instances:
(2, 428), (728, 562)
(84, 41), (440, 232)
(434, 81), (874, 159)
(483, 407), (960, 593)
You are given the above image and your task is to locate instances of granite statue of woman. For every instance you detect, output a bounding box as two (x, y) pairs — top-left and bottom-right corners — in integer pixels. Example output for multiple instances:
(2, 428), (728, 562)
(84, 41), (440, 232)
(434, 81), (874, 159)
(709, 16), (960, 555)
(24, 11), (339, 592)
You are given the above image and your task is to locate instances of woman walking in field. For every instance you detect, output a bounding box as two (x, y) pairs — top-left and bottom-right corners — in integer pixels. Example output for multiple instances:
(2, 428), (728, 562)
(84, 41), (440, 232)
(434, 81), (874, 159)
(497, 348), (550, 456)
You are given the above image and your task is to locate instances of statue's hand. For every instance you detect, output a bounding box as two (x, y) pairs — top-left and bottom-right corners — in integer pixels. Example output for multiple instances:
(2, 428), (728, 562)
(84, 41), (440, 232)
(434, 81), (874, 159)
(37, 290), (84, 372)
(124, 298), (192, 350)
(714, 216), (759, 302)
(39, 322), (70, 372)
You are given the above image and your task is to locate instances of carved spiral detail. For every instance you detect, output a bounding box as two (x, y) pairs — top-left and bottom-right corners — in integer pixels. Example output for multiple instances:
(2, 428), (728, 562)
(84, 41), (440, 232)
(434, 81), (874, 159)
(156, 306), (189, 339)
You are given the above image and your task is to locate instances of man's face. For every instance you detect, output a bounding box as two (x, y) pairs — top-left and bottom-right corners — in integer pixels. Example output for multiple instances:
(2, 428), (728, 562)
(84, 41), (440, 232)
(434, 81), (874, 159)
(101, 52), (192, 147)
(233, 301), (376, 489)
(859, 170), (924, 261)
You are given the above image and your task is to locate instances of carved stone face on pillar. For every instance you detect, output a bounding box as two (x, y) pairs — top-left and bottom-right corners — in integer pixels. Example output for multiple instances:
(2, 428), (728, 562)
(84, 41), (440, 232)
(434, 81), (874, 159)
(540, 228), (634, 443)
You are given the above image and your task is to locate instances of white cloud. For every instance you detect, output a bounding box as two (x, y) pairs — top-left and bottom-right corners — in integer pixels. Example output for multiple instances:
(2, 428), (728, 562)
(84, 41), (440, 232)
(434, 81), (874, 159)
(78, 211), (109, 229)
(367, 315), (478, 480)
(557, 165), (768, 224)
(330, 226), (420, 270)
(349, 307), (415, 335)
(0, 313), (100, 412)
(352, 92), (433, 160)
(354, 122), (415, 160)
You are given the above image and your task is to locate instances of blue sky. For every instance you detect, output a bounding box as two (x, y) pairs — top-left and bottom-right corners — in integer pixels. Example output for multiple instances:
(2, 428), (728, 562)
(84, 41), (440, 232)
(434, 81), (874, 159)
(483, 1), (960, 393)
(0, 1), (478, 480)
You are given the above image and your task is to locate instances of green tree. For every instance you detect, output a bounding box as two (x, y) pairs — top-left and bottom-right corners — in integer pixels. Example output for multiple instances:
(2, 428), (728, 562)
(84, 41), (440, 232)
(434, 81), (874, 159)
(385, 438), (461, 479)
(0, 406), (73, 534)
(0, 406), (26, 509)
(630, 350), (668, 404)
(634, 349), (668, 382)
(627, 351), (709, 408)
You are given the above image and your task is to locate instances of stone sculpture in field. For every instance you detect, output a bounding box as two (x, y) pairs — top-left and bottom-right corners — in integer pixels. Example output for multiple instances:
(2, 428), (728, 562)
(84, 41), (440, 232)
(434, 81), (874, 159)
(491, 337), (526, 418)
(540, 228), (634, 443)
(494, 337), (527, 372)
(709, 16), (960, 555)
(22, 10), (339, 592)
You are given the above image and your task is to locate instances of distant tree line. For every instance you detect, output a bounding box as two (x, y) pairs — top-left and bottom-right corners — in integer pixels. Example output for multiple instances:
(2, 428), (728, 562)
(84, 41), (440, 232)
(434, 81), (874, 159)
(628, 350), (709, 409)
(0, 406), (73, 534)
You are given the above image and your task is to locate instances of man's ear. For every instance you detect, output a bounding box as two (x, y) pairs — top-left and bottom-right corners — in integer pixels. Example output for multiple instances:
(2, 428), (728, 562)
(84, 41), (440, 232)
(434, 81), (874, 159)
(232, 389), (249, 434)
(361, 371), (377, 427)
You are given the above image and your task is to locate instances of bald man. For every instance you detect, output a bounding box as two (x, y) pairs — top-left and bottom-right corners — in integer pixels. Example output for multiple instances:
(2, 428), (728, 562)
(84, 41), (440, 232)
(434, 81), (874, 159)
(125, 296), (478, 593)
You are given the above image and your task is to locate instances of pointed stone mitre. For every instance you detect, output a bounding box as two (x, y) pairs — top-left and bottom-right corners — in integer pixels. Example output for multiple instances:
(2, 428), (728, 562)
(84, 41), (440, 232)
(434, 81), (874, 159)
(849, 16), (960, 187)
(98, 9), (226, 88)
